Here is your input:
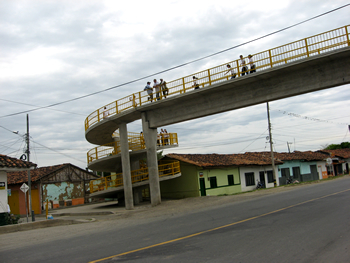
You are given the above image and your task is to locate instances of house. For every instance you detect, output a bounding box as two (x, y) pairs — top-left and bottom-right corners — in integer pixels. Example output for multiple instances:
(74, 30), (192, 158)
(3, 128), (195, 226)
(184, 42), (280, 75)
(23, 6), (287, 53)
(274, 151), (329, 183)
(7, 163), (100, 215)
(161, 153), (282, 198)
(0, 154), (36, 225)
(318, 149), (350, 176)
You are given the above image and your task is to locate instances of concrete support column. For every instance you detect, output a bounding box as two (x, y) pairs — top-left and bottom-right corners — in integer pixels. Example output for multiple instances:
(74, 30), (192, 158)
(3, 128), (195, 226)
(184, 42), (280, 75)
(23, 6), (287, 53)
(119, 122), (134, 210)
(141, 112), (161, 206)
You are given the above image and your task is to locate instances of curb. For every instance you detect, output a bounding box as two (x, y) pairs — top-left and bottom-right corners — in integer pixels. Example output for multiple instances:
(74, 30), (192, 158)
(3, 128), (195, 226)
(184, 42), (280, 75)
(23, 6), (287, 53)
(0, 219), (84, 235)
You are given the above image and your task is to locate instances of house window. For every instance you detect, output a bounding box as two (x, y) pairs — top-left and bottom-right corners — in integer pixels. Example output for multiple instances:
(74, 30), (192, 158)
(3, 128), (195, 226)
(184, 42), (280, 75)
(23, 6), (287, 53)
(209, 177), (217, 188)
(245, 172), (255, 186)
(267, 170), (274, 183)
(292, 167), (300, 179)
(227, 174), (234, 185)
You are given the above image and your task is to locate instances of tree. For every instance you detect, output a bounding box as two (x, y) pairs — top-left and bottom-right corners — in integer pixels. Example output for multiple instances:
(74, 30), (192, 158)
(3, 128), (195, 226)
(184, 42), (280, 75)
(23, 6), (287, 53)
(324, 142), (350, 150)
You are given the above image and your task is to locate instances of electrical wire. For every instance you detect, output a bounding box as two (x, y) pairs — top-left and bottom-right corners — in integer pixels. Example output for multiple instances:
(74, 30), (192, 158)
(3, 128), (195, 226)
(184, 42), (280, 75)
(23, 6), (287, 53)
(1, 3), (349, 119)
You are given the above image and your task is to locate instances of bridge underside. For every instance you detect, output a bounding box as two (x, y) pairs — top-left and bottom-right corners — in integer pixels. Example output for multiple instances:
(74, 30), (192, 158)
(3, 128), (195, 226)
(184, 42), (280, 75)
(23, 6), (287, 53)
(86, 47), (350, 146)
(88, 144), (178, 172)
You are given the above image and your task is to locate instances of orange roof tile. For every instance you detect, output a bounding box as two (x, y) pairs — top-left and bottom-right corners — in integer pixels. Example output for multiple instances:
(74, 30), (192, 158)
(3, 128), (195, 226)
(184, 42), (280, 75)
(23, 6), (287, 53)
(8, 163), (69, 184)
(274, 151), (329, 161)
(319, 149), (350, 159)
(0, 154), (36, 170)
(166, 152), (283, 167)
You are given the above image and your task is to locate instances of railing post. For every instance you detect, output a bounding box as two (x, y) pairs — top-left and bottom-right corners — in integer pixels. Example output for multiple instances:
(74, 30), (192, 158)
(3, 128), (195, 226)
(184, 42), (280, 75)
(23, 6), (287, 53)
(97, 109), (100, 122)
(236, 60), (240, 76)
(138, 91), (142, 106)
(132, 93), (136, 108)
(115, 101), (118, 114)
(268, 50), (273, 68)
(90, 181), (93, 193)
(345, 26), (350, 46)
(182, 77), (186, 93)
(304, 38), (310, 57)
(207, 69), (212, 86)
(95, 147), (98, 161)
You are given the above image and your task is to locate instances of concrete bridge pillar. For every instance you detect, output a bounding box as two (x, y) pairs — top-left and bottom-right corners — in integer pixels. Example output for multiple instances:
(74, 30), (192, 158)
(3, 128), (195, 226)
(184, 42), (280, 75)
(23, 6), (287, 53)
(141, 112), (161, 206)
(119, 122), (134, 210)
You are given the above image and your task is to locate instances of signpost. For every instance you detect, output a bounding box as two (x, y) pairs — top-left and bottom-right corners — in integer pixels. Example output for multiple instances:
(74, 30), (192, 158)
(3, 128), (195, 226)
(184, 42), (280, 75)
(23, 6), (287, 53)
(20, 183), (29, 222)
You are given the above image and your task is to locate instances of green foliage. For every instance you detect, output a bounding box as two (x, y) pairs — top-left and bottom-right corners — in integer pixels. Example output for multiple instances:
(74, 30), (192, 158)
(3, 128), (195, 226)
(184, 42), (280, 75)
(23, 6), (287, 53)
(157, 150), (164, 160)
(325, 142), (350, 150)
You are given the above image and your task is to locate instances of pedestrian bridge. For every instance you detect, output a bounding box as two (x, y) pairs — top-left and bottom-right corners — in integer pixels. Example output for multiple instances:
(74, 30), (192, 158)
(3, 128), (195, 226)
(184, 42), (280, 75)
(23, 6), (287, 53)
(85, 25), (350, 146)
(84, 25), (350, 208)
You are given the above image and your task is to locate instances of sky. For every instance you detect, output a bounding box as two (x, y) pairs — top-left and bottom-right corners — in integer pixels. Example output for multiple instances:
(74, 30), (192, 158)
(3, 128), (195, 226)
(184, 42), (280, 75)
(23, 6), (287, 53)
(1, 0), (349, 170)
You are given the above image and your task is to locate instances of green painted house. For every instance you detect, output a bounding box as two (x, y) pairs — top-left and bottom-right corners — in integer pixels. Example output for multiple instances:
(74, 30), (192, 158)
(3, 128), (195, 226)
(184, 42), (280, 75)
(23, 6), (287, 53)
(161, 153), (281, 198)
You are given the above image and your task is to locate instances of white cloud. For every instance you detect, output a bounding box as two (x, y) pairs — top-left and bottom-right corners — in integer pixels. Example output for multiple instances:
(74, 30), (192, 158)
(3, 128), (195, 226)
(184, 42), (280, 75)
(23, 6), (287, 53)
(0, 0), (349, 169)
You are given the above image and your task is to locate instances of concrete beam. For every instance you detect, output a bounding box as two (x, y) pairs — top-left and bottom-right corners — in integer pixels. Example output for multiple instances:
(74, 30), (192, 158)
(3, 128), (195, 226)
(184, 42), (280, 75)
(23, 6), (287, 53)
(141, 112), (161, 207)
(119, 123), (134, 210)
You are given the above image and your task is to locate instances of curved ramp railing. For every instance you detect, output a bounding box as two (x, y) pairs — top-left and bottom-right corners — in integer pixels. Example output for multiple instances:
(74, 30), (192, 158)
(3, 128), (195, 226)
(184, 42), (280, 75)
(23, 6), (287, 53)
(90, 160), (181, 193)
(85, 25), (350, 131)
(87, 131), (178, 164)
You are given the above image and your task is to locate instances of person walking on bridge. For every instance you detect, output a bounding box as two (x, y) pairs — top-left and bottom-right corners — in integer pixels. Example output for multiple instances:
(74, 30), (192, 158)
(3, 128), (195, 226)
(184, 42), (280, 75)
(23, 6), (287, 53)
(248, 54), (256, 74)
(240, 55), (248, 76)
(192, 76), (199, 90)
(224, 64), (236, 79)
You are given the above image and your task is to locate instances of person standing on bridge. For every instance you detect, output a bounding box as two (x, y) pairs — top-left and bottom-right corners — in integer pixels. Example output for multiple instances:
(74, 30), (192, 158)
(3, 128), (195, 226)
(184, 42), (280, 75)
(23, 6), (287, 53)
(224, 64), (236, 79)
(144, 81), (153, 102)
(192, 76), (200, 90)
(153, 79), (161, 100)
(240, 55), (248, 76)
(248, 54), (256, 74)
(159, 79), (168, 98)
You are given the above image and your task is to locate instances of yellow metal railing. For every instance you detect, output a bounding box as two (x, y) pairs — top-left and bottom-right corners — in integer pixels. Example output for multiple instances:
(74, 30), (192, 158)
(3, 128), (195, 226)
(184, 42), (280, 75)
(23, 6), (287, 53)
(85, 25), (350, 131)
(89, 161), (181, 193)
(87, 131), (178, 164)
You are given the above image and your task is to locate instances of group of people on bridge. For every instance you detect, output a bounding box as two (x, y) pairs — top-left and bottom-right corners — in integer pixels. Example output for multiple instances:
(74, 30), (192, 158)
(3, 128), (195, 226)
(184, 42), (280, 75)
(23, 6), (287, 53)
(144, 79), (169, 102)
(224, 54), (256, 79)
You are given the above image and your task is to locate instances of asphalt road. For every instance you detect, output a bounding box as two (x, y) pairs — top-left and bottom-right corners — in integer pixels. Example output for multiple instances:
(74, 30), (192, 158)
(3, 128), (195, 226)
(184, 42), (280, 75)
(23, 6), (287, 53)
(1, 177), (350, 263)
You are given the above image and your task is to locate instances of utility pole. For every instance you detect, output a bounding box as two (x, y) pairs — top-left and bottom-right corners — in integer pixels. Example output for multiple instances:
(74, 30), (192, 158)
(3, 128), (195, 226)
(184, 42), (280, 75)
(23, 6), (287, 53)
(26, 114), (34, 221)
(266, 102), (277, 186)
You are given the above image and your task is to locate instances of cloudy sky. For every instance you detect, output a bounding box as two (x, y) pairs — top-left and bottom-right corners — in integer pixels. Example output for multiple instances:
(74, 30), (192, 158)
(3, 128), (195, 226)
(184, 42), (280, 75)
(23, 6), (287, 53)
(1, 0), (349, 170)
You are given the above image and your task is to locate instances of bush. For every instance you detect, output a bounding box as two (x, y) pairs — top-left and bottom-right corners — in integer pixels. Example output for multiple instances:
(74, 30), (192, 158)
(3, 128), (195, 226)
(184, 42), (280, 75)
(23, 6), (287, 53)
(5, 213), (21, 224)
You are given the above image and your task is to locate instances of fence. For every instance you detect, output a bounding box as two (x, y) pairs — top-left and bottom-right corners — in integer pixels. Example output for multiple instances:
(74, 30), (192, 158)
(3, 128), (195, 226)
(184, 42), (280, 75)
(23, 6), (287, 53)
(90, 161), (181, 193)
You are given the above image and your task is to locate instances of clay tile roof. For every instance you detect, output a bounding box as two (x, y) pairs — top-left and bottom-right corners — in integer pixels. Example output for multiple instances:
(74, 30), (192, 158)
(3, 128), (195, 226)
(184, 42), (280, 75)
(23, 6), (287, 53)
(7, 163), (67, 185)
(166, 152), (283, 167)
(319, 149), (350, 159)
(274, 151), (329, 161)
(0, 154), (37, 170)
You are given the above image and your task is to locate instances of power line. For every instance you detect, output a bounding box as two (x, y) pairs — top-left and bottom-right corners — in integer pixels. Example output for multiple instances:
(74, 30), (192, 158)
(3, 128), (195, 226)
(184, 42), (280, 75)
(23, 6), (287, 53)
(0, 99), (86, 116)
(273, 108), (349, 125)
(1, 3), (349, 119)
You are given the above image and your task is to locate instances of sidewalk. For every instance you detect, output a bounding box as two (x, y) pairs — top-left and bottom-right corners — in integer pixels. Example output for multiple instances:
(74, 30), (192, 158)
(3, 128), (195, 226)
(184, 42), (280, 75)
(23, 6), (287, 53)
(1, 200), (129, 234)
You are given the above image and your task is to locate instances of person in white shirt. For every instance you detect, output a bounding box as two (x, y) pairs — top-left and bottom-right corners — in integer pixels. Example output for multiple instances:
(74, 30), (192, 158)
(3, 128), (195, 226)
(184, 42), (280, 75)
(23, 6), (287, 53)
(224, 64), (236, 79)
(248, 54), (256, 73)
(153, 79), (161, 100)
(192, 76), (199, 90)
(103, 106), (109, 119)
(240, 55), (248, 76)
(159, 79), (168, 98)
(144, 81), (153, 101)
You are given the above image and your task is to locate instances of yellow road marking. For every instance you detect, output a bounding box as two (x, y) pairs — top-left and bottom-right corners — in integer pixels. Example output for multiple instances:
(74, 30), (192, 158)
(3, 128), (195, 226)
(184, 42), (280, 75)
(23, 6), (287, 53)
(89, 188), (350, 263)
